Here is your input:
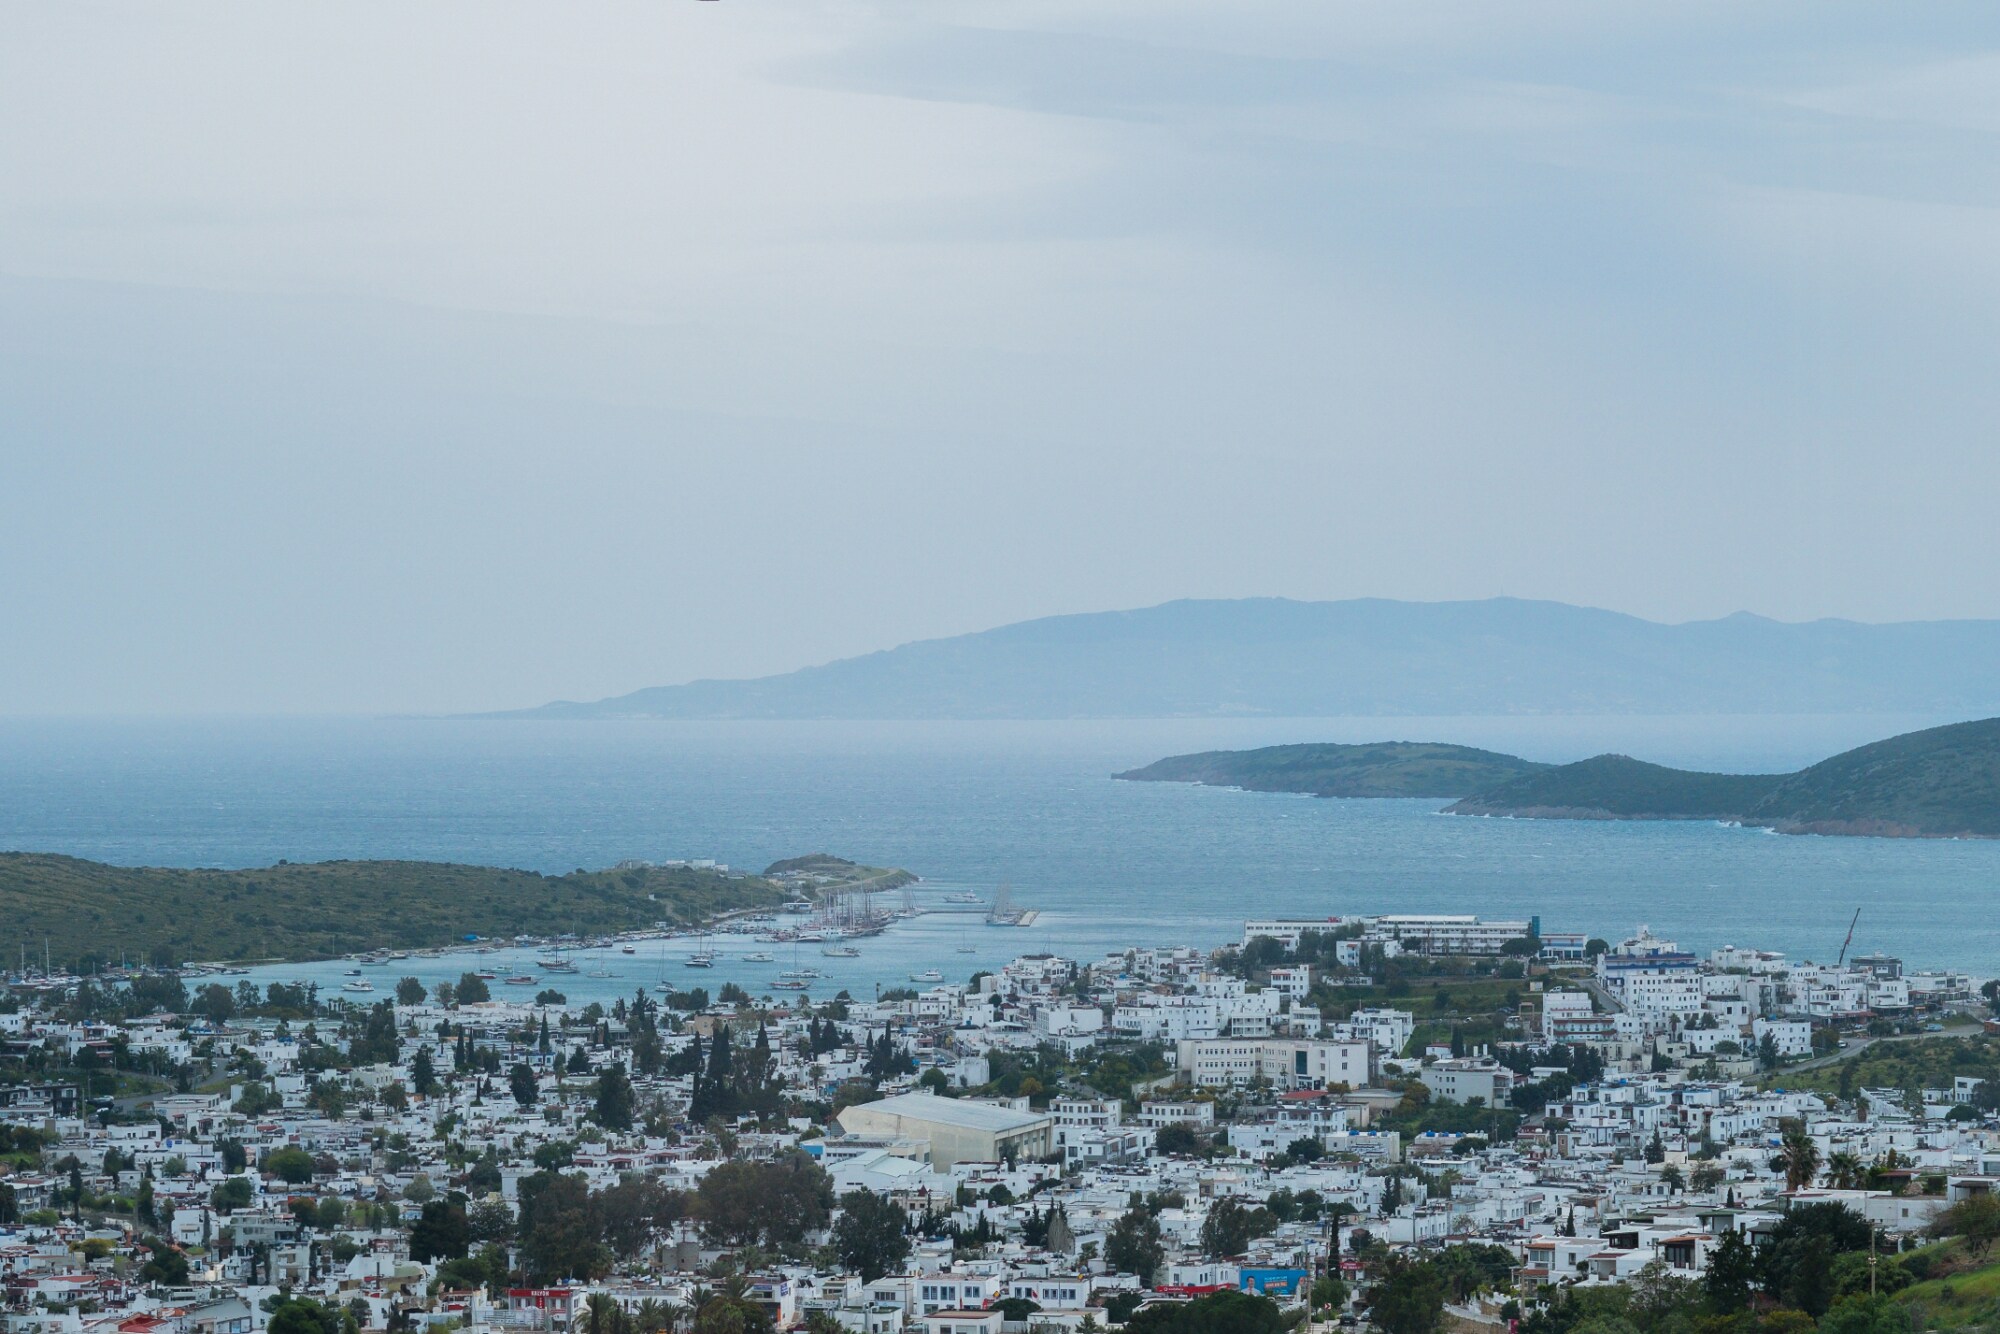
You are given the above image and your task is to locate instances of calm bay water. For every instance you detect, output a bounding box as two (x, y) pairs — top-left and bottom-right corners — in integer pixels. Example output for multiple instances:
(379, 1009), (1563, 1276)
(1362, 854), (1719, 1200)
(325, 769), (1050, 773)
(1, 714), (1996, 994)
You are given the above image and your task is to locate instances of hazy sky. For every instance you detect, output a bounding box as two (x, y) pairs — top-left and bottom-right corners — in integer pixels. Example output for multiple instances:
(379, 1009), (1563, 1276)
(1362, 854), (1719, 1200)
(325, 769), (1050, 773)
(5, 2), (1999, 714)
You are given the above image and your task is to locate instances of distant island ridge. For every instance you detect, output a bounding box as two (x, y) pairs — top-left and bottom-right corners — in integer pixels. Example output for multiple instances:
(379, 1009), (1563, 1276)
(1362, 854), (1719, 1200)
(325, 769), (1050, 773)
(1117, 717), (2000, 839)
(482, 597), (2000, 720)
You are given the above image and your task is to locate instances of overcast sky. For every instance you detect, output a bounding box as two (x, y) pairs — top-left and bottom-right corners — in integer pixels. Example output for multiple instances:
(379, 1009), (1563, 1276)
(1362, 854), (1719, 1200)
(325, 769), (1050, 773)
(4, 2), (1999, 714)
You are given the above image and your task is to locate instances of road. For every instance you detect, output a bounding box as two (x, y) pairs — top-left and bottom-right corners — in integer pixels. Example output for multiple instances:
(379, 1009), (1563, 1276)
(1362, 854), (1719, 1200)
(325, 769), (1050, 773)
(1779, 1022), (1981, 1076)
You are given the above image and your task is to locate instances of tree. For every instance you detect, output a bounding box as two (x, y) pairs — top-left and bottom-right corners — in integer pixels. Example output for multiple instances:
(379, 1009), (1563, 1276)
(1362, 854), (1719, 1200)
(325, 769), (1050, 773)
(456, 973), (491, 1005)
(211, 1175), (254, 1212)
(266, 1300), (343, 1334)
(511, 1063), (539, 1106)
(265, 1146), (316, 1184)
(1777, 1121), (1822, 1192)
(1200, 1199), (1261, 1259)
(695, 1155), (834, 1253)
(1931, 1191), (2000, 1257)
(1364, 1254), (1446, 1334)
(832, 1189), (911, 1281)
(1155, 1123), (1202, 1156)
(581, 1295), (624, 1334)
(1124, 1291), (1283, 1334)
(469, 1199), (517, 1245)
(1310, 1276), (1348, 1313)
(1704, 1229), (1756, 1314)
(1782, 1236), (1836, 1318)
(1818, 1295), (1913, 1334)
(595, 1063), (636, 1131)
(140, 1238), (189, 1285)
(595, 1176), (688, 1259)
(410, 1199), (472, 1262)
(518, 1171), (612, 1283)
(1105, 1206), (1165, 1285)
(691, 1289), (774, 1334)
(193, 982), (237, 1022)
(412, 1047), (440, 1097)
(396, 977), (427, 1005)
(632, 1301), (681, 1334)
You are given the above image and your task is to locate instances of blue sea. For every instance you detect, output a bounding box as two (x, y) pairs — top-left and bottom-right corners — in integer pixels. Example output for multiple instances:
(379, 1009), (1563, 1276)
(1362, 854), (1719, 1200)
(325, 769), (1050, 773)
(1, 714), (1995, 1000)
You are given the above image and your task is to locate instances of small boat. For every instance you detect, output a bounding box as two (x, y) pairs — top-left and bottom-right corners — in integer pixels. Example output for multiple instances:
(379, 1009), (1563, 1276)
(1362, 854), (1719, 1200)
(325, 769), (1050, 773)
(956, 946), (978, 953)
(474, 971), (498, 980)
(683, 955), (714, 969)
(621, 946), (637, 954)
(344, 968), (362, 977)
(773, 979), (809, 990)
(822, 945), (860, 958)
(503, 976), (537, 986)
(586, 969), (615, 979)
(740, 952), (774, 963)
(910, 969), (943, 983)
(945, 891), (983, 904)
(342, 980), (375, 993)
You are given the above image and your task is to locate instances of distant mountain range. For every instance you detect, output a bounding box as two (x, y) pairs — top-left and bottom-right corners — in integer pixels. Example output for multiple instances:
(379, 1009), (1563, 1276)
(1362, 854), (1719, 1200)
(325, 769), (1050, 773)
(489, 597), (2000, 719)
(1120, 718), (2000, 838)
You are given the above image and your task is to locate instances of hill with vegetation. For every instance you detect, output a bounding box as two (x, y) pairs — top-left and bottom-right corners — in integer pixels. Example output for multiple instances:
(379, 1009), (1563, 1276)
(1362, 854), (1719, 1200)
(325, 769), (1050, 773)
(483, 597), (2000, 719)
(0, 853), (812, 970)
(1448, 718), (2000, 837)
(1114, 741), (1550, 798)
(1446, 754), (1781, 820)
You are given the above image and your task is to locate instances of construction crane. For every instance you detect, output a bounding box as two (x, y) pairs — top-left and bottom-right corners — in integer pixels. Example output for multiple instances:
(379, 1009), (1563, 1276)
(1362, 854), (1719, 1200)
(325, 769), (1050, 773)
(1836, 908), (1861, 967)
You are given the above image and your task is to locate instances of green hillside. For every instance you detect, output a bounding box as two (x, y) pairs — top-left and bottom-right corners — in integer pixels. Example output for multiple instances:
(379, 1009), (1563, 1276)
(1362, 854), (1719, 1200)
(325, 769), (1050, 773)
(1447, 754), (1781, 820)
(1114, 741), (1549, 798)
(1748, 717), (2000, 836)
(1446, 717), (2000, 837)
(0, 853), (802, 970)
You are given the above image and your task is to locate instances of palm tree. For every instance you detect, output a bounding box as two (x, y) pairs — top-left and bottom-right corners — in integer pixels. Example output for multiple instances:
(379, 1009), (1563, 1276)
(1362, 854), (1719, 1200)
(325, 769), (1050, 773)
(1826, 1152), (1866, 1190)
(1778, 1122), (1822, 1192)
(583, 1294), (626, 1334)
(631, 1300), (675, 1334)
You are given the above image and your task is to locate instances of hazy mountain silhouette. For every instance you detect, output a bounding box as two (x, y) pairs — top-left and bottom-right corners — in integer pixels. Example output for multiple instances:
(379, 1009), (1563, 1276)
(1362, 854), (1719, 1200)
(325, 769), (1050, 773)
(488, 598), (2000, 719)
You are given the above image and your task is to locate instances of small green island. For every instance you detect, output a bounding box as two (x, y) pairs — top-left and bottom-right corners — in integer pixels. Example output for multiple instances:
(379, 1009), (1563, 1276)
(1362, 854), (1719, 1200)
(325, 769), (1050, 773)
(1121, 717), (2000, 839)
(1114, 740), (1549, 798)
(0, 850), (912, 970)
